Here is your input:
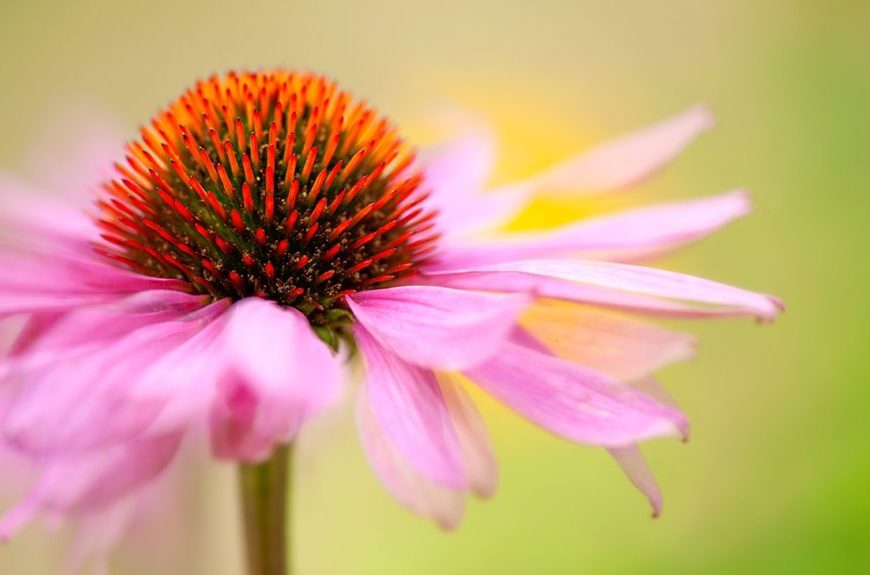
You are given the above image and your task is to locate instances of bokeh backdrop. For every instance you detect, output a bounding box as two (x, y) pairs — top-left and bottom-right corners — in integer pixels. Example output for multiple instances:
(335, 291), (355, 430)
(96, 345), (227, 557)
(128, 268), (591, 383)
(0, 1), (868, 573)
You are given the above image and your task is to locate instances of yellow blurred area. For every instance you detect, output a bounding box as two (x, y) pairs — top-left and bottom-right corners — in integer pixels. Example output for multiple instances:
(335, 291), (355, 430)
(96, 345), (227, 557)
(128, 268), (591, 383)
(0, 1), (868, 573)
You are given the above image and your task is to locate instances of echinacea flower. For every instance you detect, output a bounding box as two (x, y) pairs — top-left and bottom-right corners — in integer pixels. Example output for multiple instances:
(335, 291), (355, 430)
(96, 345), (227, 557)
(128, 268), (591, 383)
(0, 70), (780, 572)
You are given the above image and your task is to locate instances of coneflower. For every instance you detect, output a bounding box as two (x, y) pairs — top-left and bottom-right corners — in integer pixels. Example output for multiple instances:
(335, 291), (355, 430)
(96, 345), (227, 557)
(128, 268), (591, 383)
(0, 70), (781, 574)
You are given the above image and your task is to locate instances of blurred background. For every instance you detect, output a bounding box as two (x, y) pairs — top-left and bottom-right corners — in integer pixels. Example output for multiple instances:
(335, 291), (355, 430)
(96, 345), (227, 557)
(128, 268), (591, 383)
(0, 0), (868, 573)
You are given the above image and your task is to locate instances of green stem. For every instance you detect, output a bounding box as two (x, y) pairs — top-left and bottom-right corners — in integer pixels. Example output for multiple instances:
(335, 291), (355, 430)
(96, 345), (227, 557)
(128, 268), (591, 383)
(238, 444), (292, 575)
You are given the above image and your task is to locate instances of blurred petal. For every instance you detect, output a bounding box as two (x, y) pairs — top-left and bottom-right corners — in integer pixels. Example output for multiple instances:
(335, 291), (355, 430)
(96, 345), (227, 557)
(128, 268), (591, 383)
(433, 190), (751, 266)
(0, 432), (183, 539)
(632, 377), (682, 410)
(1, 299), (226, 455)
(420, 112), (496, 203)
(421, 105), (714, 239)
(209, 298), (343, 462)
(497, 104), (713, 196)
(130, 310), (231, 436)
(356, 387), (465, 530)
(0, 174), (96, 246)
(354, 324), (465, 489)
(522, 302), (695, 382)
(418, 109), (500, 237)
(62, 500), (136, 575)
(439, 375), (498, 499)
(608, 445), (663, 518)
(5, 290), (208, 359)
(425, 259), (783, 320)
(0, 250), (186, 318)
(465, 332), (688, 447)
(348, 285), (528, 370)
(24, 102), (126, 204)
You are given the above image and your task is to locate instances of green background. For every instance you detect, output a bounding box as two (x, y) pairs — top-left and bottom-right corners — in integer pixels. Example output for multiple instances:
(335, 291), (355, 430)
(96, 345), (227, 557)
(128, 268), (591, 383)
(0, 1), (867, 573)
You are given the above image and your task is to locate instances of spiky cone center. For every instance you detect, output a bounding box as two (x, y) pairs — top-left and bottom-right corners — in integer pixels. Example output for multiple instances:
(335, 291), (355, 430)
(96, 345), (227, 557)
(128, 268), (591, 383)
(96, 70), (438, 327)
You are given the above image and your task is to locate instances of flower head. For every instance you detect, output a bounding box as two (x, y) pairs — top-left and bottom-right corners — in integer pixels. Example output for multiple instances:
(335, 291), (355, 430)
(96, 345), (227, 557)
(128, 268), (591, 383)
(0, 70), (781, 563)
(99, 72), (436, 333)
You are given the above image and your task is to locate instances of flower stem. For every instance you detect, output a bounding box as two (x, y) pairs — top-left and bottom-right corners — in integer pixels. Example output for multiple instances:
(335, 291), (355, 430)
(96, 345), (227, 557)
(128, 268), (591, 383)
(238, 444), (292, 575)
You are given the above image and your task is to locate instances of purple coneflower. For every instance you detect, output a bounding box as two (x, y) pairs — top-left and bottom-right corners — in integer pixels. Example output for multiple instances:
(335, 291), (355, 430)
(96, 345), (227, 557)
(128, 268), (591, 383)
(0, 70), (780, 573)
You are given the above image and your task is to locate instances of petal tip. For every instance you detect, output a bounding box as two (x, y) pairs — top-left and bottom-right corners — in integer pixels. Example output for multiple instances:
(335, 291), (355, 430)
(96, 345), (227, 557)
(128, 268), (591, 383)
(675, 417), (691, 443)
(435, 507), (465, 532)
(727, 188), (753, 214)
(689, 103), (716, 131)
(756, 295), (785, 323)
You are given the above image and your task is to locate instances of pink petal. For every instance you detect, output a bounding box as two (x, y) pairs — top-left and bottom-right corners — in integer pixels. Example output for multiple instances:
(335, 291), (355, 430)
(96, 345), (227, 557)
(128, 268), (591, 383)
(522, 302), (695, 382)
(629, 377), (689, 440)
(425, 259), (783, 320)
(439, 375), (498, 498)
(354, 324), (465, 489)
(441, 186), (532, 240)
(23, 103), (126, 203)
(7, 313), (64, 357)
(0, 175), (97, 246)
(209, 298), (343, 462)
(0, 432), (183, 539)
(420, 117), (495, 205)
(431, 190), (751, 268)
(356, 387), (466, 530)
(496, 104), (713, 196)
(1, 300), (226, 455)
(62, 500), (138, 575)
(0, 249), (186, 318)
(464, 332), (688, 447)
(348, 285), (528, 370)
(128, 311), (231, 436)
(608, 445), (663, 518)
(418, 110), (503, 238)
(7, 290), (209, 358)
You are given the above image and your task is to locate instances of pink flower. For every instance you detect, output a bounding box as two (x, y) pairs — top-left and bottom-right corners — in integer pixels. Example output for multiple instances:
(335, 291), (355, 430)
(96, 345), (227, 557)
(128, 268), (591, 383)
(0, 71), (780, 556)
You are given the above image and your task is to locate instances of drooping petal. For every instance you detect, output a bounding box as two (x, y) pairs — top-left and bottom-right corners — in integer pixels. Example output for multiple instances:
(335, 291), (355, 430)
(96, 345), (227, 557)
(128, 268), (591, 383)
(0, 299), (226, 455)
(62, 499), (138, 575)
(4, 290), (209, 360)
(431, 190), (751, 267)
(464, 332), (688, 447)
(356, 387), (466, 530)
(0, 250), (186, 318)
(493, 104), (714, 197)
(438, 375), (498, 498)
(425, 259), (783, 320)
(0, 432), (183, 540)
(348, 285), (528, 370)
(522, 302), (695, 382)
(354, 324), (465, 489)
(208, 298), (343, 462)
(128, 311), (231, 437)
(607, 445), (663, 518)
